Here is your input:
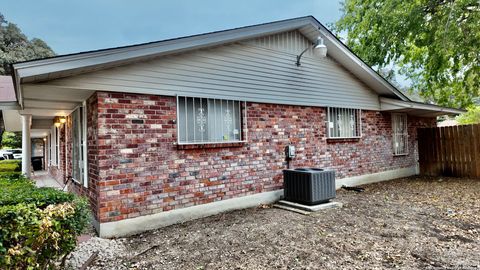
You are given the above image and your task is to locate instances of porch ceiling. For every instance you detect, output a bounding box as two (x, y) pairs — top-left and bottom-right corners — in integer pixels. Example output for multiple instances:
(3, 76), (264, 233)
(3, 85), (94, 134)
(3, 110), (51, 138)
(22, 84), (94, 115)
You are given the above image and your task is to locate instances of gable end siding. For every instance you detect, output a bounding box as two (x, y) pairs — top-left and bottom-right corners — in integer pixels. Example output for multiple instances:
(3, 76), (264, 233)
(39, 31), (381, 110)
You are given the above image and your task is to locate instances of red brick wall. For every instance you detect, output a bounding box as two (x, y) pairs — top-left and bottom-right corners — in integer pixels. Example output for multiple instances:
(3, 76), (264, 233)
(92, 92), (435, 223)
(47, 93), (100, 221)
(323, 111), (433, 177)
(85, 93), (101, 221)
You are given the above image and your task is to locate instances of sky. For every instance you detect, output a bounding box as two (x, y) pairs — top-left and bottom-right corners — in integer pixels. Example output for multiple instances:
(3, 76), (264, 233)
(2, 0), (344, 55)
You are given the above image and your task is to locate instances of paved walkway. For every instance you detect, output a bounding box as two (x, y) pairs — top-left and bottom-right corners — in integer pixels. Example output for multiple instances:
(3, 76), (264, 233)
(32, 171), (64, 189)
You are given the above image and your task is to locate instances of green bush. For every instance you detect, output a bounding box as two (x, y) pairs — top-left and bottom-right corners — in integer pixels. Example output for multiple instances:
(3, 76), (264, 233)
(0, 172), (22, 179)
(0, 177), (75, 208)
(0, 160), (21, 172)
(0, 176), (90, 269)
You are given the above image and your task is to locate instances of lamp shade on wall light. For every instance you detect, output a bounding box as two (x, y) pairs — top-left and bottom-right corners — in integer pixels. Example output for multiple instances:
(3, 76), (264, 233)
(314, 37), (327, 58)
(296, 36), (327, 66)
(53, 116), (65, 127)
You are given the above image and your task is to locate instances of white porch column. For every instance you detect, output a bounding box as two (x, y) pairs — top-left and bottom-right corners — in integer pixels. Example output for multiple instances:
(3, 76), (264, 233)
(21, 114), (32, 178)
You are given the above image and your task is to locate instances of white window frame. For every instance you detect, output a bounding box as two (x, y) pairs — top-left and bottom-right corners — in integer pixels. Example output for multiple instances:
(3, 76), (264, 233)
(326, 107), (362, 139)
(392, 113), (408, 156)
(49, 126), (59, 166)
(56, 126), (60, 166)
(46, 134), (50, 165)
(176, 96), (247, 145)
(71, 102), (88, 187)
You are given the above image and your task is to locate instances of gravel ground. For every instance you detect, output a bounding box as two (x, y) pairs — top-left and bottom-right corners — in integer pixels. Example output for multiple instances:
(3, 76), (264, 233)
(75, 176), (480, 269)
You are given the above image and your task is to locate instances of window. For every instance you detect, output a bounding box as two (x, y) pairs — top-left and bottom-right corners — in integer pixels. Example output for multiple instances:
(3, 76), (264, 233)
(72, 105), (88, 186)
(392, 113), (408, 155)
(49, 126), (59, 165)
(177, 96), (246, 144)
(47, 134), (51, 165)
(327, 107), (362, 138)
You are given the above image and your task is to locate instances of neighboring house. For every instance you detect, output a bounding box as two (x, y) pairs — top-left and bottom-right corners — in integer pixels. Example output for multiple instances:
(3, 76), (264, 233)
(437, 118), (459, 127)
(0, 16), (463, 237)
(0, 76), (17, 136)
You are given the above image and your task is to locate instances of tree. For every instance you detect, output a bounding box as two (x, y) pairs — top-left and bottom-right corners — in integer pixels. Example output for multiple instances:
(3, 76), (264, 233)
(456, 105), (480, 124)
(0, 13), (55, 138)
(0, 13), (55, 75)
(334, 0), (480, 108)
(1, 131), (21, 149)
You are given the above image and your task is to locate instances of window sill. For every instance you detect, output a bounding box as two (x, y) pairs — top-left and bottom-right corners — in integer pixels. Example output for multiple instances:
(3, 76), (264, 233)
(393, 153), (408, 157)
(326, 137), (361, 143)
(71, 178), (82, 184)
(177, 141), (247, 150)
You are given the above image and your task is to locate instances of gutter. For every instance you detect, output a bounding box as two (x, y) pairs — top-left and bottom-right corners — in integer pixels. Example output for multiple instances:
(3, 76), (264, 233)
(10, 68), (23, 109)
(380, 97), (466, 115)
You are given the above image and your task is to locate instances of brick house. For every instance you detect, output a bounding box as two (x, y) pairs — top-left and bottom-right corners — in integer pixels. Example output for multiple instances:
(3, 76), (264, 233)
(1, 16), (463, 237)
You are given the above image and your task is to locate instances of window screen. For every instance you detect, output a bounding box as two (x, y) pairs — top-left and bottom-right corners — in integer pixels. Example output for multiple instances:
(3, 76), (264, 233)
(392, 113), (408, 155)
(72, 106), (87, 184)
(177, 96), (246, 144)
(327, 107), (362, 138)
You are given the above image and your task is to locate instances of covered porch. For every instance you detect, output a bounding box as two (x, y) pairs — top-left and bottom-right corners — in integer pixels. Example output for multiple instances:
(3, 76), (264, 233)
(1, 75), (93, 181)
(33, 170), (64, 189)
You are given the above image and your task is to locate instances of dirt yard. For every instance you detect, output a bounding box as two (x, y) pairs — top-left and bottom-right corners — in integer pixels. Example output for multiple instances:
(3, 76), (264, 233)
(83, 176), (480, 269)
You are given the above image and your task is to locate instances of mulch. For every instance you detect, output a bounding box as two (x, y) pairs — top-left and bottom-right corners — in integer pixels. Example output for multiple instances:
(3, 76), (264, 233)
(88, 176), (480, 270)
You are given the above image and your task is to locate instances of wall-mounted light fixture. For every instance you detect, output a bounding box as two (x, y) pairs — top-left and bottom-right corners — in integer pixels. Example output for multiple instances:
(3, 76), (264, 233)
(295, 36), (327, 66)
(53, 116), (66, 127)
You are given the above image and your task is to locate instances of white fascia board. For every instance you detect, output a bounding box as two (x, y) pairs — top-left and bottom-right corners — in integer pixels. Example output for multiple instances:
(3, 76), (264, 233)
(0, 102), (21, 110)
(380, 97), (465, 115)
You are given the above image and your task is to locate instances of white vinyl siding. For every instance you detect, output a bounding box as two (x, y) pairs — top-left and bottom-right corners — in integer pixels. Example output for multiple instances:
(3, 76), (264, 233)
(177, 96), (246, 144)
(42, 31), (380, 110)
(392, 113), (408, 155)
(327, 107), (362, 138)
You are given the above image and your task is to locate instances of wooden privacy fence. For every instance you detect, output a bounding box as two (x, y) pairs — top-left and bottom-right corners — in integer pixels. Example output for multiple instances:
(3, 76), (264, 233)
(418, 124), (480, 178)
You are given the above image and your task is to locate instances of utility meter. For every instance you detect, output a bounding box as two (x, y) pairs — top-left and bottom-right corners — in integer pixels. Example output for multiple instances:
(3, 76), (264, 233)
(285, 145), (296, 159)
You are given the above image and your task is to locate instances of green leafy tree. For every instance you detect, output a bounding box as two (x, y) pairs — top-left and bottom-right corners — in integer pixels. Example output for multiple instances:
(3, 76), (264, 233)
(1, 132), (22, 149)
(0, 13), (55, 137)
(0, 13), (55, 75)
(456, 105), (480, 124)
(334, 0), (480, 108)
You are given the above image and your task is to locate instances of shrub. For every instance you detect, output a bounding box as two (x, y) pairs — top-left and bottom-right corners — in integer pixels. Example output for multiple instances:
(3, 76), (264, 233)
(0, 172), (22, 179)
(0, 176), (90, 269)
(0, 177), (74, 208)
(0, 159), (21, 172)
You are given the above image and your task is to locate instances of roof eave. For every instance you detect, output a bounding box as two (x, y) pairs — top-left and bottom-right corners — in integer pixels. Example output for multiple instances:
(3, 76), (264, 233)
(13, 17), (314, 82)
(12, 16), (410, 102)
(380, 97), (465, 116)
(310, 18), (410, 102)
